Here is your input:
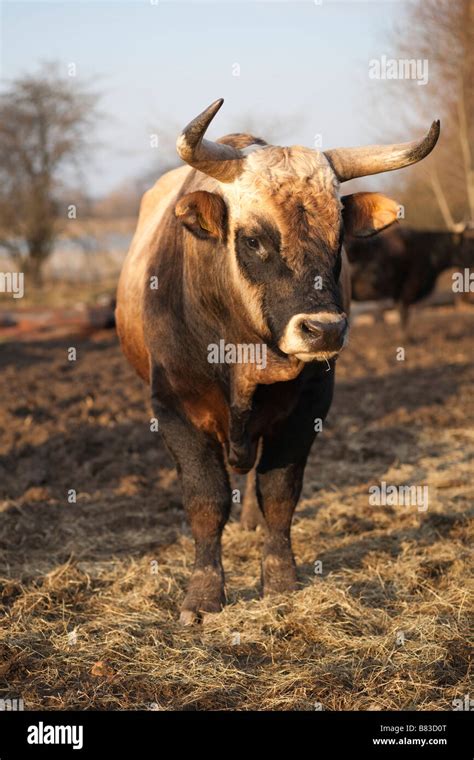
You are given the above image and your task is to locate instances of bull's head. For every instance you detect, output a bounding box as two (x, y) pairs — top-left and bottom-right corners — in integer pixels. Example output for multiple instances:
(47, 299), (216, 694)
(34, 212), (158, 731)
(175, 99), (439, 361)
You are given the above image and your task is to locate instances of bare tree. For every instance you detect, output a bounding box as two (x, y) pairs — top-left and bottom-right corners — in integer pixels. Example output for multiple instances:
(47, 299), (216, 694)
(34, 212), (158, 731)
(374, 0), (473, 230)
(0, 63), (100, 285)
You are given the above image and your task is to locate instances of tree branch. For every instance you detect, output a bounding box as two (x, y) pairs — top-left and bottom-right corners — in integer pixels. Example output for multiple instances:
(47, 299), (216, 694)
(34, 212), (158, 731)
(456, 74), (474, 220)
(428, 165), (460, 231)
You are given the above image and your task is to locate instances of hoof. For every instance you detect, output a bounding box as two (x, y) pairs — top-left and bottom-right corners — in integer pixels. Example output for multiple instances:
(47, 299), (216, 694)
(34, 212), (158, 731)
(179, 566), (225, 624)
(240, 515), (261, 531)
(240, 506), (264, 531)
(262, 553), (298, 596)
(179, 609), (199, 626)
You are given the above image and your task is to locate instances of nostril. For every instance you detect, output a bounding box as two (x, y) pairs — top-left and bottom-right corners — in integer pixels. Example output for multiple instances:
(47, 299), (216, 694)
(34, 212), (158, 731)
(302, 319), (324, 337)
(300, 316), (348, 348)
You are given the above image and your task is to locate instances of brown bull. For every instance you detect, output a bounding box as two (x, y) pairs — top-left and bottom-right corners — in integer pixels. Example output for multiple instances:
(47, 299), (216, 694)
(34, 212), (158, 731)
(347, 224), (474, 334)
(116, 99), (439, 623)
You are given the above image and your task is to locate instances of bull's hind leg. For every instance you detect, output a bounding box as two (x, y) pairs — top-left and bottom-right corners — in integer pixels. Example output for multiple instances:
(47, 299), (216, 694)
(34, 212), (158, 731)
(398, 301), (412, 342)
(151, 376), (230, 624)
(240, 467), (264, 530)
(256, 368), (334, 595)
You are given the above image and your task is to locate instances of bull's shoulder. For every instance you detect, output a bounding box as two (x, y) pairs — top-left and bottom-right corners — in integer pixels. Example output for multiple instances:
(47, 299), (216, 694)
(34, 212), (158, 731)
(116, 165), (191, 385)
(135, 165), (191, 234)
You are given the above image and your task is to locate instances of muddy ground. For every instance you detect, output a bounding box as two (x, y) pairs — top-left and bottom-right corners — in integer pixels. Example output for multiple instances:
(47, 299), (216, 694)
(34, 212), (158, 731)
(0, 306), (472, 710)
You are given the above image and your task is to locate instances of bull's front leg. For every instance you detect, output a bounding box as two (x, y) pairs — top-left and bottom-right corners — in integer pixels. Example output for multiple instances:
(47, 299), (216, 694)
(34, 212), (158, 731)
(256, 457), (305, 594)
(179, 448), (230, 624)
(151, 374), (231, 625)
(257, 368), (335, 595)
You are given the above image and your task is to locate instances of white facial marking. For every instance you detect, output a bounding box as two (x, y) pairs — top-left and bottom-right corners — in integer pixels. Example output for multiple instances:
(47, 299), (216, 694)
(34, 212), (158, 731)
(305, 311), (344, 323)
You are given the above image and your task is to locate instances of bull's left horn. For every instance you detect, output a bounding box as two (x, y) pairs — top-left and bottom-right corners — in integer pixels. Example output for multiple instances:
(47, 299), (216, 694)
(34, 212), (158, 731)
(324, 120), (440, 182)
(176, 98), (245, 182)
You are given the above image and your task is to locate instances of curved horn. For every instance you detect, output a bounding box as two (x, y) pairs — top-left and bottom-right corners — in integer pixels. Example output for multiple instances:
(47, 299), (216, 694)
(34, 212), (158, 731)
(324, 120), (440, 182)
(176, 98), (245, 182)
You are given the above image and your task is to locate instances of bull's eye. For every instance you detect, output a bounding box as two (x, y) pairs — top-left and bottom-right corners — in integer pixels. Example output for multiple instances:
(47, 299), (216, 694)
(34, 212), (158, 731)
(245, 236), (260, 251)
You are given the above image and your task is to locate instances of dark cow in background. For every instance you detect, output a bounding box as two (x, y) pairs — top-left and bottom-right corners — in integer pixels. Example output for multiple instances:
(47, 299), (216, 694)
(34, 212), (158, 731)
(347, 223), (474, 336)
(116, 99), (439, 623)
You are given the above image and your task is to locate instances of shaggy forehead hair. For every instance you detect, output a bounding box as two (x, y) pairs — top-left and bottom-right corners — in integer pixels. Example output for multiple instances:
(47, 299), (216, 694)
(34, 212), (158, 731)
(224, 145), (342, 271)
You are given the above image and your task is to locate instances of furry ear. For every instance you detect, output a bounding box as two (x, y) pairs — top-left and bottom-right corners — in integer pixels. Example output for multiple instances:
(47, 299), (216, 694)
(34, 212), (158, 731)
(342, 192), (401, 237)
(175, 191), (227, 241)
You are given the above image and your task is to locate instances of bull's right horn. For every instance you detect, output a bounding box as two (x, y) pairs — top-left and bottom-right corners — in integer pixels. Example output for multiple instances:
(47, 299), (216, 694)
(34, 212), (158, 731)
(176, 98), (245, 183)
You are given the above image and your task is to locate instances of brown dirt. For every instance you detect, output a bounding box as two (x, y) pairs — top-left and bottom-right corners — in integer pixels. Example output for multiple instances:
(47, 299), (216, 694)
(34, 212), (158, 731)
(0, 306), (472, 710)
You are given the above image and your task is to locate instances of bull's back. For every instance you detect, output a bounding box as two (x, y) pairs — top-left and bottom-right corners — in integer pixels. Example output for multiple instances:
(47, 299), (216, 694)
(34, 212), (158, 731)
(115, 165), (191, 382)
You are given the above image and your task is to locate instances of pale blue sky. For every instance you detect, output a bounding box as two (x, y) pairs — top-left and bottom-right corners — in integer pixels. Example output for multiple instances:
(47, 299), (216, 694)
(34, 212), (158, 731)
(1, 1), (433, 196)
